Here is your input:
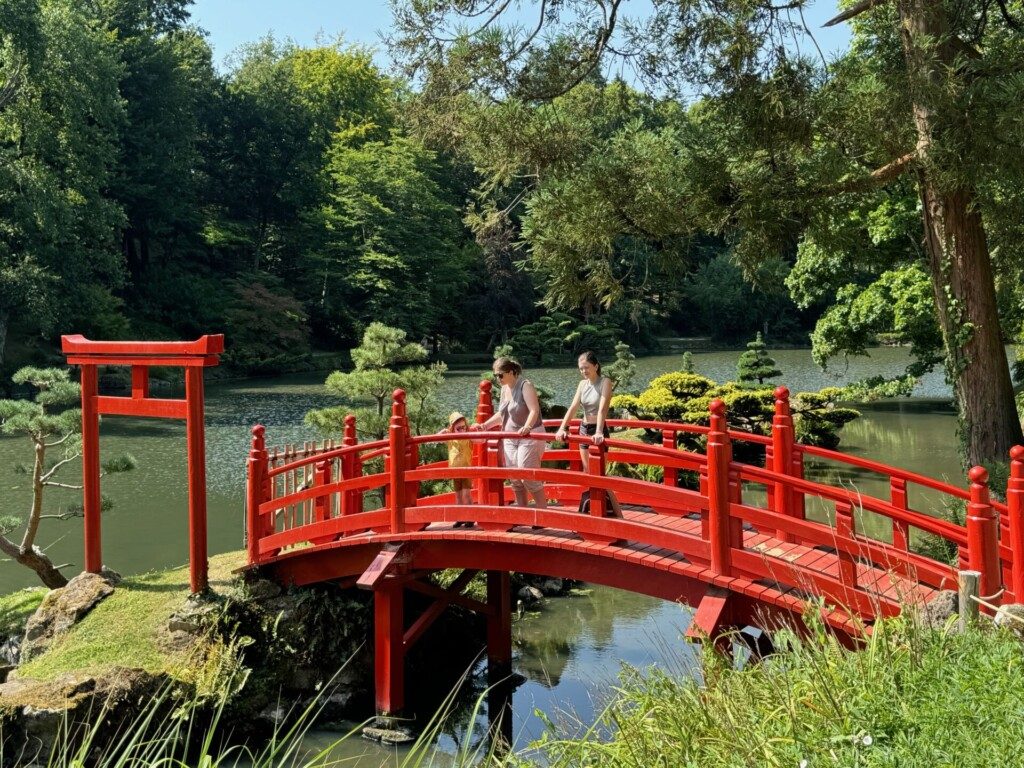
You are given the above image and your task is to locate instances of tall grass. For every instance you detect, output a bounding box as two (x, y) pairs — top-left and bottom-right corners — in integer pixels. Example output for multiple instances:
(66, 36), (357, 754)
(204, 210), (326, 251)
(0, 652), (506, 768)
(518, 613), (1024, 767)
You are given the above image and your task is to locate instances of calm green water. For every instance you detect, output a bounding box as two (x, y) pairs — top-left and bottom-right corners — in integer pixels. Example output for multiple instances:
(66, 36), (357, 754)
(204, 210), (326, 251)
(0, 348), (968, 758)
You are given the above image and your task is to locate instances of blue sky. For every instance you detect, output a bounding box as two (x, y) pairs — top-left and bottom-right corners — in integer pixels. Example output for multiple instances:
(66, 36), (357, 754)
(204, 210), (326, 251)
(189, 0), (853, 75)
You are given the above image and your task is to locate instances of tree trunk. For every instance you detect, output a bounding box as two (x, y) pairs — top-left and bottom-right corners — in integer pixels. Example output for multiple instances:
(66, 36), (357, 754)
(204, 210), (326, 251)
(899, 0), (1023, 468)
(0, 308), (8, 369)
(17, 548), (68, 589)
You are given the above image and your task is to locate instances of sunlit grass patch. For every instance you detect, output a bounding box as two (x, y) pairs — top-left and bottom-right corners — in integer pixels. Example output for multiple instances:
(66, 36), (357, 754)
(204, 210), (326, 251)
(17, 551), (245, 682)
(0, 586), (46, 637)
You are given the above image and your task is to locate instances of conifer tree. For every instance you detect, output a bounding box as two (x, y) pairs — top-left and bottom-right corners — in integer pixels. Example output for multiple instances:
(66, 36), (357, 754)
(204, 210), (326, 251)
(737, 333), (782, 386)
(0, 367), (135, 588)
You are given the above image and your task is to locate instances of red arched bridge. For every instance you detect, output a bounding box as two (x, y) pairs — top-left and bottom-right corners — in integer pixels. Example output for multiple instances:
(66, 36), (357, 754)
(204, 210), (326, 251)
(243, 381), (1024, 715)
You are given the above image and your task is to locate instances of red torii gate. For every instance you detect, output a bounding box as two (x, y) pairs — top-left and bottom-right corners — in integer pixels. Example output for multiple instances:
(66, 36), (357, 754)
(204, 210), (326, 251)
(61, 335), (224, 593)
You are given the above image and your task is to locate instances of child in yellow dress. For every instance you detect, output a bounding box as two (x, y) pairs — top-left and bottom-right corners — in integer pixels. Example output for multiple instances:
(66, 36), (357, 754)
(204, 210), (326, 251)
(444, 412), (474, 517)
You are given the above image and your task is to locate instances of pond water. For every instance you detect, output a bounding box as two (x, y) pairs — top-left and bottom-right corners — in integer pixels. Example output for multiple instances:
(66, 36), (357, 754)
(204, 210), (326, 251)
(0, 348), (971, 761)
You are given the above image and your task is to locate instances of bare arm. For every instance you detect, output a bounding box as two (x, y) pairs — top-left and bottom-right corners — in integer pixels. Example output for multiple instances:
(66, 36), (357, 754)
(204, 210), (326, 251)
(470, 386), (505, 431)
(594, 377), (614, 442)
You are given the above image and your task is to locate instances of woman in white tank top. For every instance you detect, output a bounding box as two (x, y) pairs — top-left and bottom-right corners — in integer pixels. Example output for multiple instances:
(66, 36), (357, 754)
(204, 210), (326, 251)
(555, 351), (622, 516)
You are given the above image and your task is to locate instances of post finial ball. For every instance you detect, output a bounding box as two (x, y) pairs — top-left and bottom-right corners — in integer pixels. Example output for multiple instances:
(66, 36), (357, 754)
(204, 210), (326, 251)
(774, 386), (789, 401)
(479, 379), (492, 393)
(392, 388), (406, 403)
(969, 465), (989, 484)
(709, 399), (726, 417)
(344, 414), (356, 426)
(252, 425), (265, 438)
(1011, 445), (1024, 462)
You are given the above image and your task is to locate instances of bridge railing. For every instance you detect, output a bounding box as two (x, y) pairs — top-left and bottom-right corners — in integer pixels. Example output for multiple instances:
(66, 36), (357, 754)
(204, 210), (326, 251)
(246, 382), (1024, 615)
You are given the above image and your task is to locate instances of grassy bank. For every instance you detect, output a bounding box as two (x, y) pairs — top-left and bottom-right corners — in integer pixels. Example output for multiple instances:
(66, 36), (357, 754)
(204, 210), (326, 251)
(518, 614), (1024, 767)
(15, 551), (245, 683)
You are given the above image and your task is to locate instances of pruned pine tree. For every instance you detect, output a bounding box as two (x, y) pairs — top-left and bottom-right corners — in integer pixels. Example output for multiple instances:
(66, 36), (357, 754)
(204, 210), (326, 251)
(737, 333), (783, 386)
(606, 341), (637, 392)
(0, 367), (135, 588)
(305, 323), (447, 439)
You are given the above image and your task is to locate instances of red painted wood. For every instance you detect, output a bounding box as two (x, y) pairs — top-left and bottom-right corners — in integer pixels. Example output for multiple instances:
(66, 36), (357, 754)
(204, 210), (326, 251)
(65, 336), (221, 592)
(375, 585), (404, 714)
(487, 570), (512, 682)
(61, 333), (225, 356)
(96, 395), (188, 419)
(246, 426), (268, 564)
(772, 387), (796, 543)
(706, 400), (732, 576)
(835, 501), (858, 590)
(685, 586), (732, 640)
(80, 365), (102, 573)
(967, 466), (1001, 605)
(131, 366), (149, 399)
(64, 354), (220, 367)
(185, 367), (208, 593)
(1009, 446), (1024, 602)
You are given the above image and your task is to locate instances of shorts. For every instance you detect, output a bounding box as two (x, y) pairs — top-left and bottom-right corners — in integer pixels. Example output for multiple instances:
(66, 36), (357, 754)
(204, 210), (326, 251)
(579, 423), (610, 438)
(453, 478), (471, 492)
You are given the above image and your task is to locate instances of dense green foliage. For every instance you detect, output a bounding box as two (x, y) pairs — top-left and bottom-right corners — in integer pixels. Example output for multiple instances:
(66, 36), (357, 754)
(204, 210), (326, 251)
(519, 616), (1024, 767)
(390, 0), (1024, 465)
(613, 371), (859, 449)
(0, 0), (824, 389)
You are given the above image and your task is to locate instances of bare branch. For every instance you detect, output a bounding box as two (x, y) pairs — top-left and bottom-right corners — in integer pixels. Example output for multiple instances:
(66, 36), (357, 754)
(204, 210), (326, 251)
(827, 152), (916, 194)
(0, 534), (20, 560)
(997, 0), (1023, 31)
(40, 454), (81, 483)
(44, 433), (76, 448)
(39, 510), (84, 521)
(42, 481), (84, 490)
(823, 0), (893, 27)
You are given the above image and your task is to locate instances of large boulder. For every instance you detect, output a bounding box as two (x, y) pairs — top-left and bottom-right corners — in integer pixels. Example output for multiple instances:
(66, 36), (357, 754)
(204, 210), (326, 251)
(995, 603), (1024, 641)
(921, 590), (958, 629)
(20, 571), (118, 662)
(0, 667), (162, 761)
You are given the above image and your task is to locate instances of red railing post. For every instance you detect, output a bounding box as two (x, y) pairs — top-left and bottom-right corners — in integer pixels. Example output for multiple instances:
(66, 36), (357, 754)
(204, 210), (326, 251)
(398, 391), (420, 504)
(662, 429), (678, 487)
(1008, 446), (1024, 602)
(246, 425), (268, 564)
(967, 466), (1000, 608)
(341, 414), (361, 518)
(314, 457), (332, 523)
(707, 399), (732, 576)
(587, 443), (607, 518)
(771, 386), (796, 543)
(474, 380), (494, 504)
(389, 390), (407, 534)
(835, 501), (858, 591)
(486, 440), (504, 507)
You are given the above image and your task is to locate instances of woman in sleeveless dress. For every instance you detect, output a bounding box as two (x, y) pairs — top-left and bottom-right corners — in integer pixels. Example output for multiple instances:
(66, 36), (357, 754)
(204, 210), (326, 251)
(471, 357), (547, 509)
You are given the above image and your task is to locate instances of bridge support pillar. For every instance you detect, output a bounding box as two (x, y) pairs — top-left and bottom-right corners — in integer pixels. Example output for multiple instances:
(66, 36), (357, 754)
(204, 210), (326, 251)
(486, 570), (513, 747)
(374, 584), (405, 716)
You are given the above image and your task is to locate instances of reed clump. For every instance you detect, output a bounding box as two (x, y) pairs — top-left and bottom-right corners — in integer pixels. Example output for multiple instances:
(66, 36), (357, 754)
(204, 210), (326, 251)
(519, 613), (1024, 767)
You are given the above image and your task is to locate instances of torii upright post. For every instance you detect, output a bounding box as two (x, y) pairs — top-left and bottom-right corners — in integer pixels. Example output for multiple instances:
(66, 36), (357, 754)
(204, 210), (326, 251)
(61, 335), (224, 593)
